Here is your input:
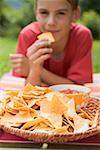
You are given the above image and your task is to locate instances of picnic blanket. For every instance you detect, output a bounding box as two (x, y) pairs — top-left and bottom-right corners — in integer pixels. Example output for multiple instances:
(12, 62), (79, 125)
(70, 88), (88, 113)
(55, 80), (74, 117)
(0, 73), (25, 90)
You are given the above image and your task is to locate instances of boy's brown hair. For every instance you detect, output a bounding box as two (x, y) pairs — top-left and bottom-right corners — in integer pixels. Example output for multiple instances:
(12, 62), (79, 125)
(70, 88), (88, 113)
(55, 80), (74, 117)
(34, 0), (79, 10)
(67, 0), (79, 9)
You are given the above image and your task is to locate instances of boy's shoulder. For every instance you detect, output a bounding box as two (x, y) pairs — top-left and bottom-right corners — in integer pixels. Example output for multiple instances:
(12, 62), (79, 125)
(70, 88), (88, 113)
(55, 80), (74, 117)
(71, 23), (92, 36)
(20, 22), (41, 35)
(70, 23), (93, 42)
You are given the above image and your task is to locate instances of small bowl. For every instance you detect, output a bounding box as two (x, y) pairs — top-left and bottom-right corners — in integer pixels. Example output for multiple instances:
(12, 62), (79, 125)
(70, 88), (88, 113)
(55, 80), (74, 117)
(50, 84), (91, 106)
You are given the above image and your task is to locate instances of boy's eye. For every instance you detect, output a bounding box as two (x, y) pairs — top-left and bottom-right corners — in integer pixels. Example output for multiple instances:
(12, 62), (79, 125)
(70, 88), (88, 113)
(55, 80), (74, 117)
(40, 11), (48, 15)
(58, 12), (66, 15)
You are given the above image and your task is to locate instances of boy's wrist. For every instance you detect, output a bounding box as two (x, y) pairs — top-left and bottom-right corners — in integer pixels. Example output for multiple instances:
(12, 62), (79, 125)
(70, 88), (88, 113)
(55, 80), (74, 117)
(26, 69), (41, 86)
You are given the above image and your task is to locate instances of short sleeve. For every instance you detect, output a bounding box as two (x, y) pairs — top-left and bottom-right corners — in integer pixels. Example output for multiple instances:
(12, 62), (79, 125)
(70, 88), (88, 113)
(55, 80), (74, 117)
(16, 31), (34, 55)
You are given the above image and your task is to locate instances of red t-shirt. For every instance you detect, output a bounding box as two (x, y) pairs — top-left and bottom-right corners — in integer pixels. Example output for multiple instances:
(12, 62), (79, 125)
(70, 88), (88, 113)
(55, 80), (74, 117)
(13, 22), (93, 84)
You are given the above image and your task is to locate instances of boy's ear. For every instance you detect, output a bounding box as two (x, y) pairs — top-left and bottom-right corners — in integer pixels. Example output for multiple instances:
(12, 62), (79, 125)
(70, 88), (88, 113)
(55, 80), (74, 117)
(72, 6), (81, 22)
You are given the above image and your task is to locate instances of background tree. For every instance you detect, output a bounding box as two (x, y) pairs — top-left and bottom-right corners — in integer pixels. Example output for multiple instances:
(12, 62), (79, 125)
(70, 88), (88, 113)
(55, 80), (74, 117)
(0, 0), (9, 36)
(0, 0), (100, 39)
(80, 0), (100, 14)
(0, 0), (36, 37)
(80, 0), (100, 39)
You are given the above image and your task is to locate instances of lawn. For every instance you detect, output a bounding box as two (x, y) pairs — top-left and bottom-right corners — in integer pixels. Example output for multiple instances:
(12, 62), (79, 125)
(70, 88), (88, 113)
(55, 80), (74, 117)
(0, 37), (16, 77)
(0, 37), (100, 77)
(92, 41), (100, 73)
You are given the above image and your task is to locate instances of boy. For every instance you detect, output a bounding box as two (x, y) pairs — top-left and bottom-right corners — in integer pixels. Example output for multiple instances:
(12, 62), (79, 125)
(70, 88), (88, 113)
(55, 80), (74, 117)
(10, 0), (93, 86)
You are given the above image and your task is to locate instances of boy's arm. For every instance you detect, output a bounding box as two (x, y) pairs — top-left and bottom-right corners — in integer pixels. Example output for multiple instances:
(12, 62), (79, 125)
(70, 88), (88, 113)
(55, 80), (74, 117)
(26, 67), (41, 86)
(41, 68), (74, 85)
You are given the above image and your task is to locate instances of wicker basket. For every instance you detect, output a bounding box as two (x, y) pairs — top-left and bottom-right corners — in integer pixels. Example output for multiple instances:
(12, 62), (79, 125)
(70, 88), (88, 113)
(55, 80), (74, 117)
(0, 97), (100, 144)
(0, 124), (99, 144)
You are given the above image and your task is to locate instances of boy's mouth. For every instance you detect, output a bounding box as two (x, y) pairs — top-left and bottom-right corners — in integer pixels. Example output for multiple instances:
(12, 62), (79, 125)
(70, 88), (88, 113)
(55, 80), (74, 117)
(46, 30), (60, 34)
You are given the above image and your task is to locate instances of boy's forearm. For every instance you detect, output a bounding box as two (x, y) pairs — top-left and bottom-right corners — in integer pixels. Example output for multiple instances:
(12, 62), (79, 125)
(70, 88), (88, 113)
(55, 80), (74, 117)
(26, 70), (41, 86)
(41, 68), (74, 85)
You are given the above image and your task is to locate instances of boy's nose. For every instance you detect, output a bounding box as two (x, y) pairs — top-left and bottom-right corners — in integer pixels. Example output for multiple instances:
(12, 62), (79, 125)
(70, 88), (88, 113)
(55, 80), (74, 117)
(47, 15), (56, 26)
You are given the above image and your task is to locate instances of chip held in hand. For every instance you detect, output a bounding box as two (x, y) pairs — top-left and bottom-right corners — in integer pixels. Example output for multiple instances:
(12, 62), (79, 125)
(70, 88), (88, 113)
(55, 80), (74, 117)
(38, 32), (55, 43)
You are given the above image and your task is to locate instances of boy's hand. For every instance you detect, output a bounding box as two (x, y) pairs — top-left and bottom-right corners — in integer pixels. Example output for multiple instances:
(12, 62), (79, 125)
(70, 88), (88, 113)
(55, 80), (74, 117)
(27, 39), (53, 73)
(9, 54), (29, 77)
(27, 39), (52, 64)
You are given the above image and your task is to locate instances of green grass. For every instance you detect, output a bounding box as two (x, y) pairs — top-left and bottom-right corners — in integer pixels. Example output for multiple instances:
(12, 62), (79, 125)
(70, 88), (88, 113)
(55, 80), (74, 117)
(0, 37), (16, 77)
(0, 37), (100, 77)
(92, 41), (100, 73)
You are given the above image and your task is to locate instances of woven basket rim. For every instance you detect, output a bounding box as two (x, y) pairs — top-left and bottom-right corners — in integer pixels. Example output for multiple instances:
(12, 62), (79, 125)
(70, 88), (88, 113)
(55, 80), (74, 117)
(0, 123), (100, 143)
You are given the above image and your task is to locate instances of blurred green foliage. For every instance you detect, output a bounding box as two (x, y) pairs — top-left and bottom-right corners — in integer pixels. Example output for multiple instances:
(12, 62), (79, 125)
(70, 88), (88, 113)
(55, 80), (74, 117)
(0, 0), (10, 35)
(80, 0), (100, 14)
(0, 0), (100, 39)
(80, 11), (100, 39)
(0, 0), (36, 38)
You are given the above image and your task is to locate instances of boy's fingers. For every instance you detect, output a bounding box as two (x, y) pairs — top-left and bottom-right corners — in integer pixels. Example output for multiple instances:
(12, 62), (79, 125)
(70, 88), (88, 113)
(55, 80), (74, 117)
(9, 54), (24, 59)
(33, 54), (51, 65)
(11, 63), (22, 68)
(27, 40), (51, 56)
(28, 48), (53, 61)
(10, 58), (23, 64)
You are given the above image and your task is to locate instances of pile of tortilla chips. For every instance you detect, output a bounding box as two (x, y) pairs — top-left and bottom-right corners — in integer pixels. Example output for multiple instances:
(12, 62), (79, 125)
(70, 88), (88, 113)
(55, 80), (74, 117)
(0, 83), (99, 134)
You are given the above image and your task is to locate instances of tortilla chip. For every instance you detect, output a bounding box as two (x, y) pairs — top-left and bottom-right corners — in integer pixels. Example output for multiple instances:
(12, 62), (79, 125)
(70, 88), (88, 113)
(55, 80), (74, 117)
(21, 118), (46, 130)
(39, 111), (62, 128)
(0, 110), (36, 123)
(51, 95), (67, 115)
(52, 125), (69, 133)
(6, 90), (19, 97)
(13, 100), (25, 108)
(27, 99), (39, 108)
(45, 92), (68, 114)
(73, 114), (92, 133)
(23, 83), (34, 92)
(38, 32), (55, 43)
(0, 112), (15, 123)
(40, 99), (51, 114)
(66, 98), (76, 118)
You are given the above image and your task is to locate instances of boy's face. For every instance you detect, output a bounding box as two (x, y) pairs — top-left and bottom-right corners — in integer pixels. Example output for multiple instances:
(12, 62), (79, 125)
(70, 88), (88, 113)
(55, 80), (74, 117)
(36, 0), (76, 42)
